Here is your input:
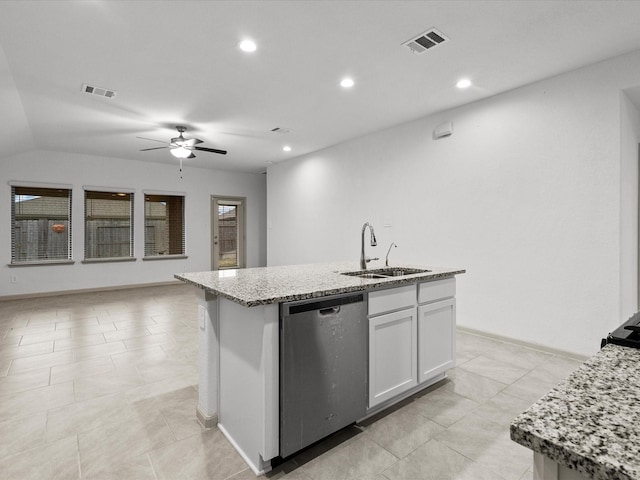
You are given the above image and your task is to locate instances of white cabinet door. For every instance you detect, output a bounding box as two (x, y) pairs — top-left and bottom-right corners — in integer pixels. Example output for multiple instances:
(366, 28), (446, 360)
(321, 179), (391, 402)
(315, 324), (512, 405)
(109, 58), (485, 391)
(369, 308), (417, 408)
(418, 298), (455, 384)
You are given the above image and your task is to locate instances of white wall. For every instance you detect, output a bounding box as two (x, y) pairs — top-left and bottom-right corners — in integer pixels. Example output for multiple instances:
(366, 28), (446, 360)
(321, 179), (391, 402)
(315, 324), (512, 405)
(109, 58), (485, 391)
(1, 150), (267, 297)
(267, 50), (640, 357)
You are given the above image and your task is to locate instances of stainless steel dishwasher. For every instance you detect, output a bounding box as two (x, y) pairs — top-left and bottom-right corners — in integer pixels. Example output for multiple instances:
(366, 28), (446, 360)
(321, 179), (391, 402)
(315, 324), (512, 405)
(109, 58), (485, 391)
(280, 292), (367, 458)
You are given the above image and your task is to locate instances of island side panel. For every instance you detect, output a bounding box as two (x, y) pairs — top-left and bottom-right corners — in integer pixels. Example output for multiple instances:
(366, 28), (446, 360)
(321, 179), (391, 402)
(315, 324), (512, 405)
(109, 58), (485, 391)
(533, 452), (592, 480)
(196, 289), (219, 427)
(218, 297), (279, 475)
(261, 304), (279, 461)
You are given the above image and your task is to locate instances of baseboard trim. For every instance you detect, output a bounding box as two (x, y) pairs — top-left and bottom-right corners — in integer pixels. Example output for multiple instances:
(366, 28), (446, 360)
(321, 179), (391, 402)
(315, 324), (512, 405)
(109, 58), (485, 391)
(0, 280), (184, 302)
(217, 422), (271, 476)
(457, 326), (589, 361)
(195, 406), (218, 429)
(362, 372), (448, 421)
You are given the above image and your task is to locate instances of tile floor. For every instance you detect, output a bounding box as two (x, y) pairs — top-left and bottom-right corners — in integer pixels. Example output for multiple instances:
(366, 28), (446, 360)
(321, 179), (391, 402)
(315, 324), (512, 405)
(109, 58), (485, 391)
(0, 284), (585, 480)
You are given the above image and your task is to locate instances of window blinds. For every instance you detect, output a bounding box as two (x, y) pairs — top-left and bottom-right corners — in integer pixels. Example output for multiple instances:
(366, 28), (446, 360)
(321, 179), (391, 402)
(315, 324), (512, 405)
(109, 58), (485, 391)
(84, 190), (134, 259)
(11, 185), (72, 263)
(144, 194), (185, 256)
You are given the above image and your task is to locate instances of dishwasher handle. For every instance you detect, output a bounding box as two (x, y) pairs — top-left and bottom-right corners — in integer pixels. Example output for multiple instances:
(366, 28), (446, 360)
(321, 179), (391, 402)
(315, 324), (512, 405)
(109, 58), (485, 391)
(319, 306), (340, 316)
(283, 293), (364, 316)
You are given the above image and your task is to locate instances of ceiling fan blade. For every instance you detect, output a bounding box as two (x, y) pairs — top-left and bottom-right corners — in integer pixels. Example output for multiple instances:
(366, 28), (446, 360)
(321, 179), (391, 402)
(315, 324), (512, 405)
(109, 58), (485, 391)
(140, 146), (168, 151)
(136, 136), (168, 145)
(194, 146), (228, 155)
(188, 153), (196, 159)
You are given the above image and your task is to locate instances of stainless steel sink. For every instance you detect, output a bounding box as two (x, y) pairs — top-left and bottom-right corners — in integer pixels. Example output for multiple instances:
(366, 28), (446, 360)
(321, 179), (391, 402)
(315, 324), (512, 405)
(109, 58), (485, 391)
(354, 273), (389, 279)
(342, 267), (431, 279)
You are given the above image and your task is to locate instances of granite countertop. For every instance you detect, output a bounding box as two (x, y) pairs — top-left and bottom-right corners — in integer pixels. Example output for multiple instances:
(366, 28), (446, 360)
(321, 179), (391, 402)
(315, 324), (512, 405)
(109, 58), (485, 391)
(175, 261), (465, 307)
(510, 344), (640, 480)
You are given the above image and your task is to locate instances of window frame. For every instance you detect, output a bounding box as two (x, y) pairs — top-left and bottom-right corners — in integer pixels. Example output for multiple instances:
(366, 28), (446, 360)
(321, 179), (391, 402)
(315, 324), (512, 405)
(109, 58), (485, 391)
(82, 187), (136, 263)
(143, 191), (187, 260)
(9, 181), (74, 266)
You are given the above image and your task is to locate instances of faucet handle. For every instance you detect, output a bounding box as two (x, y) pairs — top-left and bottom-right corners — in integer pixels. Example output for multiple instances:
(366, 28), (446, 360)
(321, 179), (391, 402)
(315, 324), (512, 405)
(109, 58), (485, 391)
(366, 257), (379, 263)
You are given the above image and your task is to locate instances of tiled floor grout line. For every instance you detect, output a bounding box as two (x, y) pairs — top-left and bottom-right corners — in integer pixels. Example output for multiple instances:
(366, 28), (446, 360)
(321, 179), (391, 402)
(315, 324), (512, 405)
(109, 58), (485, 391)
(75, 434), (82, 479)
(146, 452), (159, 480)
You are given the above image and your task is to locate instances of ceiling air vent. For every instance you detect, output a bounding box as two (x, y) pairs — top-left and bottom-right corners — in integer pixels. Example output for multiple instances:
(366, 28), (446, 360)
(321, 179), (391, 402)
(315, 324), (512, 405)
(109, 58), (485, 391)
(81, 83), (117, 98)
(270, 127), (291, 134)
(402, 28), (449, 54)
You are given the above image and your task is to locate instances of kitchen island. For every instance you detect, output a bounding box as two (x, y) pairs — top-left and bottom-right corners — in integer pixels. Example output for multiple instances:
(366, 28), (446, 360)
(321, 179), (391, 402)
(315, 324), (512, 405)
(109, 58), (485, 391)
(510, 344), (640, 480)
(175, 261), (465, 474)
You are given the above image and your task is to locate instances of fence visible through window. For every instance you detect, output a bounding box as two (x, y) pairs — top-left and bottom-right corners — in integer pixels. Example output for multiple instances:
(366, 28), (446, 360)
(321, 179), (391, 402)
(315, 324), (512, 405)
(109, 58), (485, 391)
(11, 185), (72, 263)
(144, 194), (185, 257)
(212, 196), (245, 270)
(218, 204), (238, 268)
(84, 190), (134, 259)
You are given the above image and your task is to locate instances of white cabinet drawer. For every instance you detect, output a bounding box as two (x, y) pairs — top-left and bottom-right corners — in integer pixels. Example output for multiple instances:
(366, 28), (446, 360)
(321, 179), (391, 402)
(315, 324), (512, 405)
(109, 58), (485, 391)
(418, 277), (455, 305)
(368, 285), (416, 316)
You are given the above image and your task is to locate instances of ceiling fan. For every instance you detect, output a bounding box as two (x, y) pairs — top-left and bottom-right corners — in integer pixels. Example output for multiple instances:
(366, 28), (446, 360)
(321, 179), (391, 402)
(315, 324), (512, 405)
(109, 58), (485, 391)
(137, 126), (227, 159)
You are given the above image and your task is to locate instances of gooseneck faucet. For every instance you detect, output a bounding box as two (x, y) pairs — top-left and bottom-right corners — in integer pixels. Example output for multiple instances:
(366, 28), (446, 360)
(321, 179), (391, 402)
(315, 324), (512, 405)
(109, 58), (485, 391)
(360, 222), (378, 269)
(385, 243), (397, 267)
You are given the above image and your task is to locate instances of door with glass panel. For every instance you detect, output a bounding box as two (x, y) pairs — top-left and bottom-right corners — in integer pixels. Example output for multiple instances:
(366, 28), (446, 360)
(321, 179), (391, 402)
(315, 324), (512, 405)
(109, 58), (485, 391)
(212, 196), (245, 270)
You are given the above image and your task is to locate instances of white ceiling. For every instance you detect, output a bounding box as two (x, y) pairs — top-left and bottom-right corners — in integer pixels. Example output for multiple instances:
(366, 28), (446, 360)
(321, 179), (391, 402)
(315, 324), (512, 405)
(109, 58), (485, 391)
(2, 0), (640, 173)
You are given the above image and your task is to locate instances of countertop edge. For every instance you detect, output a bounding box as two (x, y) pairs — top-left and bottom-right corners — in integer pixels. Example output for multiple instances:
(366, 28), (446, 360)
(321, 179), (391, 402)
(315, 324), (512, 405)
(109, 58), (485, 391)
(510, 421), (635, 480)
(509, 345), (640, 480)
(174, 267), (465, 307)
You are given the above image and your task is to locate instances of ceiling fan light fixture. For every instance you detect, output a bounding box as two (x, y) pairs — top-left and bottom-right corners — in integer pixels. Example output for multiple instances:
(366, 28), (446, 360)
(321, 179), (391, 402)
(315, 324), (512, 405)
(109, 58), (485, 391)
(170, 146), (192, 158)
(139, 126), (226, 159)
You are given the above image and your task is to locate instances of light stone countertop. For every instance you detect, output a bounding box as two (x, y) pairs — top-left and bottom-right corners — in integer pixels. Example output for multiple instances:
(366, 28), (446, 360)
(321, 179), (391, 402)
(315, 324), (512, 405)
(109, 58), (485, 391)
(175, 261), (465, 307)
(510, 343), (640, 480)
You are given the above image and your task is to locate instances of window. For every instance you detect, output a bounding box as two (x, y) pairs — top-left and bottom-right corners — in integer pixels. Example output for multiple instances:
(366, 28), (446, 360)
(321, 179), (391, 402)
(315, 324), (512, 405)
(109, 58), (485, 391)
(84, 190), (134, 260)
(144, 194), (185, 257)
(11, 184), (73, 264)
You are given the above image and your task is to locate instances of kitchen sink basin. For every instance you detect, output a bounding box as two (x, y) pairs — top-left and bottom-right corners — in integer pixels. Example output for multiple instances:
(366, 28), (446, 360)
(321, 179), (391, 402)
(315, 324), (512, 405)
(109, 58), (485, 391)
(355, 273), (389, 279)
(342, 267), (431, 279)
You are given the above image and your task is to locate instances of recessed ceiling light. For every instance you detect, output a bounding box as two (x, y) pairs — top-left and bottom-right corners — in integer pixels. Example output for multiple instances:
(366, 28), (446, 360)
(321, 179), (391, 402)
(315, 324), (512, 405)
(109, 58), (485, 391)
(283, 145), (292, 152)
(340, 77), (355, 88)
(239, 39), (257, 52)
(456, 78), (471, 89)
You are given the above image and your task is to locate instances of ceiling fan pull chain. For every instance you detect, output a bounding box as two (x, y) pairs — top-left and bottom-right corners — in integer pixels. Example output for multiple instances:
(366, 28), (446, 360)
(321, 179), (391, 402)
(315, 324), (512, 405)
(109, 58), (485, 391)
(179, 158), (183, 179)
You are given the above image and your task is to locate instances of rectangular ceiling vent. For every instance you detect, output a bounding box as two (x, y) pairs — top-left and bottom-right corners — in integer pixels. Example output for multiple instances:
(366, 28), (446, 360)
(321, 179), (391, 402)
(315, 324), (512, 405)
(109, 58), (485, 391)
(81, 83), (117, 98)
(402, 28), (449, 54)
